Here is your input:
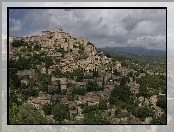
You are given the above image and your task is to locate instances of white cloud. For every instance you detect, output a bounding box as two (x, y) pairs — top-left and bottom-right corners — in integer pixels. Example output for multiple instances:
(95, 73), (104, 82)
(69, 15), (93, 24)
(9, 18), (22, 32)
(2, 2), (172, 50)
(127, 35), (166, 50)
(131, 20), (164, 36)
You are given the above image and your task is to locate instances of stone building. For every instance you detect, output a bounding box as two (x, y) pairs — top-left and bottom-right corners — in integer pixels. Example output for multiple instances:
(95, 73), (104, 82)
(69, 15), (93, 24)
(27, 91), (51, 109)
(48, 82), (58, 92)
(16, 69), (35, 78)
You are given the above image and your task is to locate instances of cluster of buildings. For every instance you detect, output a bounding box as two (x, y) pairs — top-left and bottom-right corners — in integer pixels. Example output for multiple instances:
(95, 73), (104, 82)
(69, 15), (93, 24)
(9, 28), (166, 123)
(9, 28), (122, 75)
(9, 28), (90, 56)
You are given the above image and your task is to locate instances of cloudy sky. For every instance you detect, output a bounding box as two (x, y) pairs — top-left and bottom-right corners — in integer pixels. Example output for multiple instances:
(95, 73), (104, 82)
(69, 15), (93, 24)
(3, 2), (174, 50)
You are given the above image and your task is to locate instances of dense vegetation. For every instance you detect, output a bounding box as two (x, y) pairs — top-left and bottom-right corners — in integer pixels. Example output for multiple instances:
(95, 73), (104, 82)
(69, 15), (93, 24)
(9, 40), (166, 124)
(98, 48), (166, 74)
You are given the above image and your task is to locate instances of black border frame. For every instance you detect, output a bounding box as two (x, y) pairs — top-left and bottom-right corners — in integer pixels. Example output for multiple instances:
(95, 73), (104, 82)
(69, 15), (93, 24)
(7, 7), (167, 125)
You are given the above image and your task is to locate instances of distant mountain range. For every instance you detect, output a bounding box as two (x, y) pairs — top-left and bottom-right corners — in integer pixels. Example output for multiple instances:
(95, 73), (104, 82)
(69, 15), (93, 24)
(97, 47), (166, 58)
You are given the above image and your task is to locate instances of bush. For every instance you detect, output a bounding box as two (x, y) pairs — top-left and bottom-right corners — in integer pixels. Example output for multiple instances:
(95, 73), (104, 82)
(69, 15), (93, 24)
(42, 103), (52, 115)
(51, 103), (69, 121)
(72, 88), (86, 95)
(98, 100), (107, 110)
(86, 81), (103, 92)
(11, 40), (27, 47)
(156, 95), (166, 111)
(136, 106), (154, 121)
(83, 105), (98, 113)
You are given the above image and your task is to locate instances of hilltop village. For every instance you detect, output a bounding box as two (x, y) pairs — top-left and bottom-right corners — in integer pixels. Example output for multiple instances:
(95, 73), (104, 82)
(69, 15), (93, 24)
(9, 28), (166, 124)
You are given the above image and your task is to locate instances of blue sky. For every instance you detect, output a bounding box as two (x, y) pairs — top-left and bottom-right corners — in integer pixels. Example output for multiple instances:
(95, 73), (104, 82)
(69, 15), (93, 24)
(3, 2), (174, 50)
(9, 9), (29, 19)
(9, 9), (36, 36)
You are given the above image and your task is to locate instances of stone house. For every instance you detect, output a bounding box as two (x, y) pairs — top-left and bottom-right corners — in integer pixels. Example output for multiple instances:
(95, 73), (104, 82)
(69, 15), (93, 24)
(86, 57), (93, 63)
(41, 30), (53, 45)
(72, 48), (79, 54)
(21, 78), (29, 86)
(27, 96), (41, 109)
(75, 82), (86, 88)
(75, 115), (84, 121)
(87, 96), (100, 106)
(70, 110), (78, 118)
(128, 83), (139, 94)
(115, 61), (122, 69)
(31, 35), (41, 43)
(149, 95), (157, 107)
(48, 51), (62, 57)
(48, 82), (58, 92)
(139, 73), (146, 78)
(14, 36), (22, 40)
(39, 91), (52, 105)
(100, 88), (111, 99)
(69, 101), (76, 109)
(56, 78), (67, 92)
(83, 79), (95, 84)
(27, 92), (51, 109)
(77, 38), (88, 47)
(60, 97), (69, 105)
(98, 67), (106, 77)
(10, 56), (19, 61)
(155, 107), (164, 117)
(51, 94), (66, 102)
(101, 56), (107, 64)
(85, 92), (94, 99)
(85, 45), (96, 56)
(129, 77), (133, 83)
(60, 59), (67, 65)
(23, 36), (32, 43)
(60, 42), (68, 51)
(16, 69), (35, 78)
(96, 77), (103, 86)
(61, 84), (67, 92)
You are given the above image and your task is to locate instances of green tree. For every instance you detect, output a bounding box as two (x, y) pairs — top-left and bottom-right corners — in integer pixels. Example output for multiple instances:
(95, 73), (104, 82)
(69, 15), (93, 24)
(33, 44), (41, 51)
(83, 105), (98, 113)
(9, 103), (22, 124)
(92, 68), (98, 78)
(18, 104), (50, 124)
(98, 100), (107, 110)
(136, 106), (154, 121)
(109, 85), (131, 104)
(38, 73), (52, 85)
(120, 76), (129, 86)
(139, 86), (149, 99)
(150, 113), (166, 124)
(51, 103), (69, 122)
(11, 40), (27, 47)
(72, 87), (86, 95)
(42, 103), (52, 115)
(156, 95), (166, 112)
(86, 81), (103, 92)
(9, 87), (22, 107)
(51, 67), (63, 78)
(113, 69), (121, 76)
(115, 107), (122, 116)
(43, 56), (53, 70)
